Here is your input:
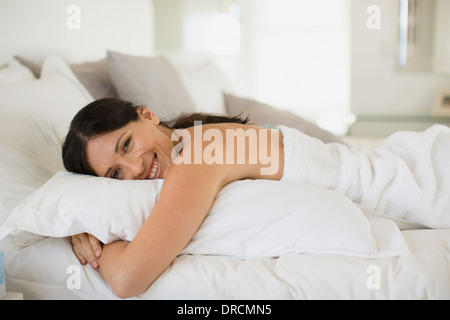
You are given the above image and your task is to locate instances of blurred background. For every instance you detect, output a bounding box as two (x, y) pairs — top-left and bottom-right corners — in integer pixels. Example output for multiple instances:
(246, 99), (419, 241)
(153, 0), (450, 135)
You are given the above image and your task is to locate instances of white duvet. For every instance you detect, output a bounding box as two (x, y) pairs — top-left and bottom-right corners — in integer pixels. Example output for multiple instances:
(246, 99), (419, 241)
(279, 124), (450, 229)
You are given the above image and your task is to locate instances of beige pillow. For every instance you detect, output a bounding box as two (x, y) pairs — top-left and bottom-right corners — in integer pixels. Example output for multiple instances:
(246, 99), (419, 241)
(224, 93), (345, 144)
(107, 51), (197, 121)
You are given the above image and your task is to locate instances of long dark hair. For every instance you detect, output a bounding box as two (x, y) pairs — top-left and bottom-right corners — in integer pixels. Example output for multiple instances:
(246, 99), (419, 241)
(62, 97), (249, 175)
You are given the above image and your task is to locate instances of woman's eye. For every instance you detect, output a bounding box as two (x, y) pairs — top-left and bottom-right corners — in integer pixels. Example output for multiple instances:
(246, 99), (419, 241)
(112, 168), (121, 179)
(123, 138), (131, 153)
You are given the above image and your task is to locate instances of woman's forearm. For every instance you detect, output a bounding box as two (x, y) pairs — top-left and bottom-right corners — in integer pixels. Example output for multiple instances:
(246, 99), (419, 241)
(98, 239), (171, 298)
(98, 240), (143, 298)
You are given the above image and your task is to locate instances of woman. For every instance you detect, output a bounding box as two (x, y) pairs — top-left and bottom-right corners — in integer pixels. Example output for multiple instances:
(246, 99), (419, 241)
(64, 98), (450, 298)
(63, 97), (284, 298)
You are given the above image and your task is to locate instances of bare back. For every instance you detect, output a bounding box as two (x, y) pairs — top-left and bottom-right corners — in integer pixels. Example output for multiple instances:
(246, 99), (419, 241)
(175, 123), (284, 182)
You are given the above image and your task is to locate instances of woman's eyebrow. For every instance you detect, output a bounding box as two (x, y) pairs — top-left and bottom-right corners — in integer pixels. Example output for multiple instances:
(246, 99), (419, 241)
(115, 132), (127, 153)
(104, 167), (112, 178)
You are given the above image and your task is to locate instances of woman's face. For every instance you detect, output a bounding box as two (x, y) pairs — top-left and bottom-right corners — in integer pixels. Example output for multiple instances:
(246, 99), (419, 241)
(86, 108), (173, 180)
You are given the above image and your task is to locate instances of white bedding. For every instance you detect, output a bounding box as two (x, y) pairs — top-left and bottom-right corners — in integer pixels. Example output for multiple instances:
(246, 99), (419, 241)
(2, 228), (450, 300)
(280, 124), (450, 228)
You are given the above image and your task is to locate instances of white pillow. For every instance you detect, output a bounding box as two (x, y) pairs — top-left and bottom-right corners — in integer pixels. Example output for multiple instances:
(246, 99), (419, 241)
(1, 172), (164, 244)
(41, 54), (94, 101)
(0, 144), (56, 224)
(0, 55), (93, 222)
(0, 172), (407, 258)
(0, 58), (35, 84)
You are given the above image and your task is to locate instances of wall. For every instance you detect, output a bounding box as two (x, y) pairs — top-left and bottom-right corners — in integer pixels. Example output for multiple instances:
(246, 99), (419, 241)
(0, 0), (154, 65)
(351, 0), (450, 116)
(433, 0), (450, 73)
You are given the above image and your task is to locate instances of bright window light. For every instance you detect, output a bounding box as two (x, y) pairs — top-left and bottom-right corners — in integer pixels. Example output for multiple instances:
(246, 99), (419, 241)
(209, 13), (240, 55)
(182, 2), (240, 56)
(255, 0), (350, 126)
(266, 0), (346, 27)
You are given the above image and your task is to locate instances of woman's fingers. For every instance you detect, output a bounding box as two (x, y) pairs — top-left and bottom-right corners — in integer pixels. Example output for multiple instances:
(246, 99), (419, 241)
(70, 233), (100, 269)
(88, 233), (103, 258)
(72, 245), (87, 265)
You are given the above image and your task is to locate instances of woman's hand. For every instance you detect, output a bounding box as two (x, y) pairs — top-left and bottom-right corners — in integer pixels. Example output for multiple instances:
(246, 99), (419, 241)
(70, 233), (103, 269)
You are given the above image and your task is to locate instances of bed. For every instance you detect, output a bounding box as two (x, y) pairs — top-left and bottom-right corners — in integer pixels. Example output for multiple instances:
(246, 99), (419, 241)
(1, 0), (449, 300)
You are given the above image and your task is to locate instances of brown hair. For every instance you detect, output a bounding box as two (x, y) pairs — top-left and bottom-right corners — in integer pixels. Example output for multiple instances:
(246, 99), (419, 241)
(62, 98), (249, 175)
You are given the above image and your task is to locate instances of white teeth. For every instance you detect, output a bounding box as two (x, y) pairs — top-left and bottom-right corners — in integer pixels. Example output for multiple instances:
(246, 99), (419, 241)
(149, 155), (158, 179)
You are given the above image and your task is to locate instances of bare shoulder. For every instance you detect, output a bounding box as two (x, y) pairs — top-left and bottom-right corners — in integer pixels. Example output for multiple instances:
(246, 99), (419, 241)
(171, 123), (283, 181)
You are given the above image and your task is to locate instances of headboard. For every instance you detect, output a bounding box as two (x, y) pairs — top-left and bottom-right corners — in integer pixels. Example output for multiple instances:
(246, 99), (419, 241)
(0, 0), (154, 65)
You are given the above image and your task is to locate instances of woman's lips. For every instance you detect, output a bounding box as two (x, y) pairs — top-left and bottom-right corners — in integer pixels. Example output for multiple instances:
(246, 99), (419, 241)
(147, 154), (160, 179)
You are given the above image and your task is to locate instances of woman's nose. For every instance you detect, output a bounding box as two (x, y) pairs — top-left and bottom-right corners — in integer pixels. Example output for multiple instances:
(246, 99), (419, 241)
(122, 156), (144, 179)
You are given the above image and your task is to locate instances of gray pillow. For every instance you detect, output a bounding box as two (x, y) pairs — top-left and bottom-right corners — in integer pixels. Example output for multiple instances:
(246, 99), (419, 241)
(107, 51), (196, 121)
(224, 93), (345, 144)
(71, 59), (118, 99)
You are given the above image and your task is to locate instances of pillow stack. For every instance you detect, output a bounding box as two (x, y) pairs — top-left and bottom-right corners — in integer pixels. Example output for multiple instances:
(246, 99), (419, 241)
(0, 55), (93, 223)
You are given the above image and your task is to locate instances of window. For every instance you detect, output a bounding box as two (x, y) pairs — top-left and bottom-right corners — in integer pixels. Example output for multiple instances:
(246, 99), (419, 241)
(253, 0), (351, 124)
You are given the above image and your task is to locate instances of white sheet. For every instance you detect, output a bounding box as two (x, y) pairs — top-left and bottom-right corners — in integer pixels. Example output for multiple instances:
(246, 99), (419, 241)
(2, 228), (450, 300)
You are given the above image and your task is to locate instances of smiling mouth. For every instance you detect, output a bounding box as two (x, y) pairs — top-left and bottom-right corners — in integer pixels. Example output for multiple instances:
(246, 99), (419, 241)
(147, 154), (160, 180)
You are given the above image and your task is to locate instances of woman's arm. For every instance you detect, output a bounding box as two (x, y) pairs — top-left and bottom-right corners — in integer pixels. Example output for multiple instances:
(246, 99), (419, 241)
(98, 162), (227, 298)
